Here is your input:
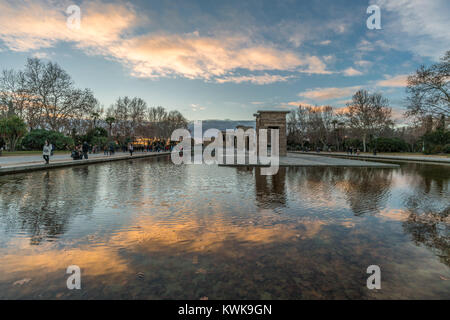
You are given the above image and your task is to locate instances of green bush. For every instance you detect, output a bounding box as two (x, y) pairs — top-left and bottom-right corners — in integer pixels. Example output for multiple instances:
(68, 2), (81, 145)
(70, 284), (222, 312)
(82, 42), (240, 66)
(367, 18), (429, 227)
(343, 138), (363, 149)
(78, 127), (108, 146)
(443, 144), (450, 154)
(423, 129), (450, 146)
(0, 115), (28, 151)
(21, 129), (74, 150)
(91, 136), (108, 148)
(422, 129), (450, 154)
(368, 137), (409, 152)
(424, 144), (448, 154)
(431, 145), (443, 154)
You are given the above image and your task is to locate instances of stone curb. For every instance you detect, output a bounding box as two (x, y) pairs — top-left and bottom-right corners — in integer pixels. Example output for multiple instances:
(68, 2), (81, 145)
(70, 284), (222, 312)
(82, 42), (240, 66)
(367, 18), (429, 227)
(0, 152), (171, 176)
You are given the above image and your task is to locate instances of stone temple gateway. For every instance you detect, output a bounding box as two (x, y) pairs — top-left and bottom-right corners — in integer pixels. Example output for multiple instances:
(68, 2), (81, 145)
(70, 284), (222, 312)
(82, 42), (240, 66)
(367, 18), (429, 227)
(254, 110), (289, 156)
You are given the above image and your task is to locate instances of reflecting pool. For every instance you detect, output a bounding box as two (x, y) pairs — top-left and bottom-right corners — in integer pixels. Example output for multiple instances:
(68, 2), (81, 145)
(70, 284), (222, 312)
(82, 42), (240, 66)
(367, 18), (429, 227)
(0, 156), (449, 299)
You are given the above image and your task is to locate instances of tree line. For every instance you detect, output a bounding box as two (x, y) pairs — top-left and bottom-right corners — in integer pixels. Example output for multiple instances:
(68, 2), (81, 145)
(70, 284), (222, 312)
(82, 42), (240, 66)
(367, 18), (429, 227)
(1, 51), (448, 154)
(287, 50), (449, 154)
(0, 58), (188, 151)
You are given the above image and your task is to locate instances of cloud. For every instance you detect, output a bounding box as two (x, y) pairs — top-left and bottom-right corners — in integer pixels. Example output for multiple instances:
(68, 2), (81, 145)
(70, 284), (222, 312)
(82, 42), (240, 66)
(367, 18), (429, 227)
(215, 73), (293, 85)
(190, 104), (206, 112)
(298, 86), (361, 101)
(319, 40), (331, 45)
(122, 35), (319, 79)
(0, 0), (138, 51)
(354, 60), (372, 67)
(31, 51), (51, 59)
(371, 0), (450, 59)
(376, 74), (409, 87)
(343, 67), (363, 76)
(356, 39), (396, 53)
(0, 0), (332, 82)
(287, 101), (313, 107)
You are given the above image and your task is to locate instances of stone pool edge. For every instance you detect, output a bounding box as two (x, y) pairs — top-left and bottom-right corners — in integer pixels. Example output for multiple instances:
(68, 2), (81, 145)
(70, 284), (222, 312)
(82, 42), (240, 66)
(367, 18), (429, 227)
(0, 152), (171, 176)
(290, 151), (450, 165)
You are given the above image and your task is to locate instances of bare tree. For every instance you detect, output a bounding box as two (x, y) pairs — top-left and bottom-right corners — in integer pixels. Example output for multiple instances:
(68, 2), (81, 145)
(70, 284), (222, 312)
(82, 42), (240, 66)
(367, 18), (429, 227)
(23, 58), (97, 132)
(406, 50), (449, 120)
(129, 97), (147, 137)
(166, 110), (188, 136)
(287, 105), (309, 148)
(0, 69), (30, 119)
(345, 90), (393, 152)
(306, 106), (334, 150)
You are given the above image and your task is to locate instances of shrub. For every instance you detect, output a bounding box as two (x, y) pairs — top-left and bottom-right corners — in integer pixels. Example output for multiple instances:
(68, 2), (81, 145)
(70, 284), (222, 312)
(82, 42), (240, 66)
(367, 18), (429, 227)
(421, 129), (450, 154)
(368, 137), (409, 152)
(79, 127), (109, 145)
(91, 136), (108, 148)
(443, 144), (450, 154)
(21, 129), (74, 150)
(0, 115), (28, 151)
(343, 138), (363, 149)
(423, 129), (450, 146)
(431, 145), (443, 154)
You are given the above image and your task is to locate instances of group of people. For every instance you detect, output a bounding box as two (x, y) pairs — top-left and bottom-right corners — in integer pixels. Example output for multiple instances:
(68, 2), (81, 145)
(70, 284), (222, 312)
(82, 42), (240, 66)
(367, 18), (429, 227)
(103, 142), (116, 156)
(42, 140), (90, 164)
(126, 142), (174, 155)
(42, 139), (175, 164)
(346, 147), (360, 155)
(71, 141), (90, 160)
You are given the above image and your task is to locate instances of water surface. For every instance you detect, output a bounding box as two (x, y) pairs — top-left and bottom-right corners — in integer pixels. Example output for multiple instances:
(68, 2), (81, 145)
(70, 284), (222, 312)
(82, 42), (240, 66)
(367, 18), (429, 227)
(0, 156), (449, 299)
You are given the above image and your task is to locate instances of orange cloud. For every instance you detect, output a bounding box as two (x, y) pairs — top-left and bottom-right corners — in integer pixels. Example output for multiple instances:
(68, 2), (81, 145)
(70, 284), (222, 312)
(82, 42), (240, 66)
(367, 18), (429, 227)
(0, 1), (138, 51)
(298, 86), (361, 101)
(216, 74), (293, 85)
(343, 67), (363, 76)
(0, 0), (331, 83)
(376, 74), (409, 87)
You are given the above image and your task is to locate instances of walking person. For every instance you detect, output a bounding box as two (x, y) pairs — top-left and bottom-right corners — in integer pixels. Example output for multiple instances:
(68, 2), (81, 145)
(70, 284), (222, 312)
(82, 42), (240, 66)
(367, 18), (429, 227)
(82, 141), (89, 159)
(128, 143), (134, 156)
(43, 140), (51, 164)
(109, 142), (115, 156)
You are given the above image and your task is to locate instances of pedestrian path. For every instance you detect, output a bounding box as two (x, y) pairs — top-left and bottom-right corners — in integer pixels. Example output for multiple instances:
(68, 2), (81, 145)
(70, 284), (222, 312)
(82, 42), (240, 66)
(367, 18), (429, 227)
(290, 151), (450, 165)
(0, 152), (170, 176)
(219, 152), (399, 168)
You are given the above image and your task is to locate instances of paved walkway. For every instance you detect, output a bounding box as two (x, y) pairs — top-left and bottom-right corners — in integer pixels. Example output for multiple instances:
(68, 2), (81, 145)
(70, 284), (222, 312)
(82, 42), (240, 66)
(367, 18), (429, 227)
(290, 151), (450, 164)
(0, 152), (118, 167)
(219, 152), (399, 168)
(0, 152), (171, 175)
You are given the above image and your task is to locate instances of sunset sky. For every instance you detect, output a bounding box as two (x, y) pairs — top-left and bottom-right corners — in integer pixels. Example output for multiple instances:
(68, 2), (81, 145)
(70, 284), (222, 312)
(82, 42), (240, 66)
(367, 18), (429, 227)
(0, 0), (449, 121)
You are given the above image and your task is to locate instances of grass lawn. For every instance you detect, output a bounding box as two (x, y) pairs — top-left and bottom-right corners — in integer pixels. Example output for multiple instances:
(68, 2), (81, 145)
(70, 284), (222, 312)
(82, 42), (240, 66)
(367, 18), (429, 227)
(0, 151), (70, 157)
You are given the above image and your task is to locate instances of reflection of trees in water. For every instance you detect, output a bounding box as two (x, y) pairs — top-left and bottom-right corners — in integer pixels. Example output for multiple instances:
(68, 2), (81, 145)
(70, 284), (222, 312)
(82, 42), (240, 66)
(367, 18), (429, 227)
(285, 167), (393, 216)
(286, 167), (344, 205)
(0, 167), (99, 245)
(254, 167), (286, 209)
(401, 163), (450, 267)
(340, 168), (393, 216)
(399, 163), (449, 196)
(0, 159), (169, 245)
(403, 206), (449, 267)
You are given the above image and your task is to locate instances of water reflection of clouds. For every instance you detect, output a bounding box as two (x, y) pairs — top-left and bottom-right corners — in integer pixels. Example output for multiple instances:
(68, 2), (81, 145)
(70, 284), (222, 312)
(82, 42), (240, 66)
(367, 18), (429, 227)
(0, 159), (449, 298)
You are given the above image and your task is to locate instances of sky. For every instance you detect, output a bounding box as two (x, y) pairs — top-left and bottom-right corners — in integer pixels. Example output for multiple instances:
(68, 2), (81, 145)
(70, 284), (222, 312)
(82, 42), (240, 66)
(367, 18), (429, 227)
(0, 0), (449, 121)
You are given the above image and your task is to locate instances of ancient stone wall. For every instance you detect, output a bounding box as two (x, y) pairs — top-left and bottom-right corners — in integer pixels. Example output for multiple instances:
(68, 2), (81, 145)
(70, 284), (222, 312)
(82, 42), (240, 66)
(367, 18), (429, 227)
(254, 111), (288, 156)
